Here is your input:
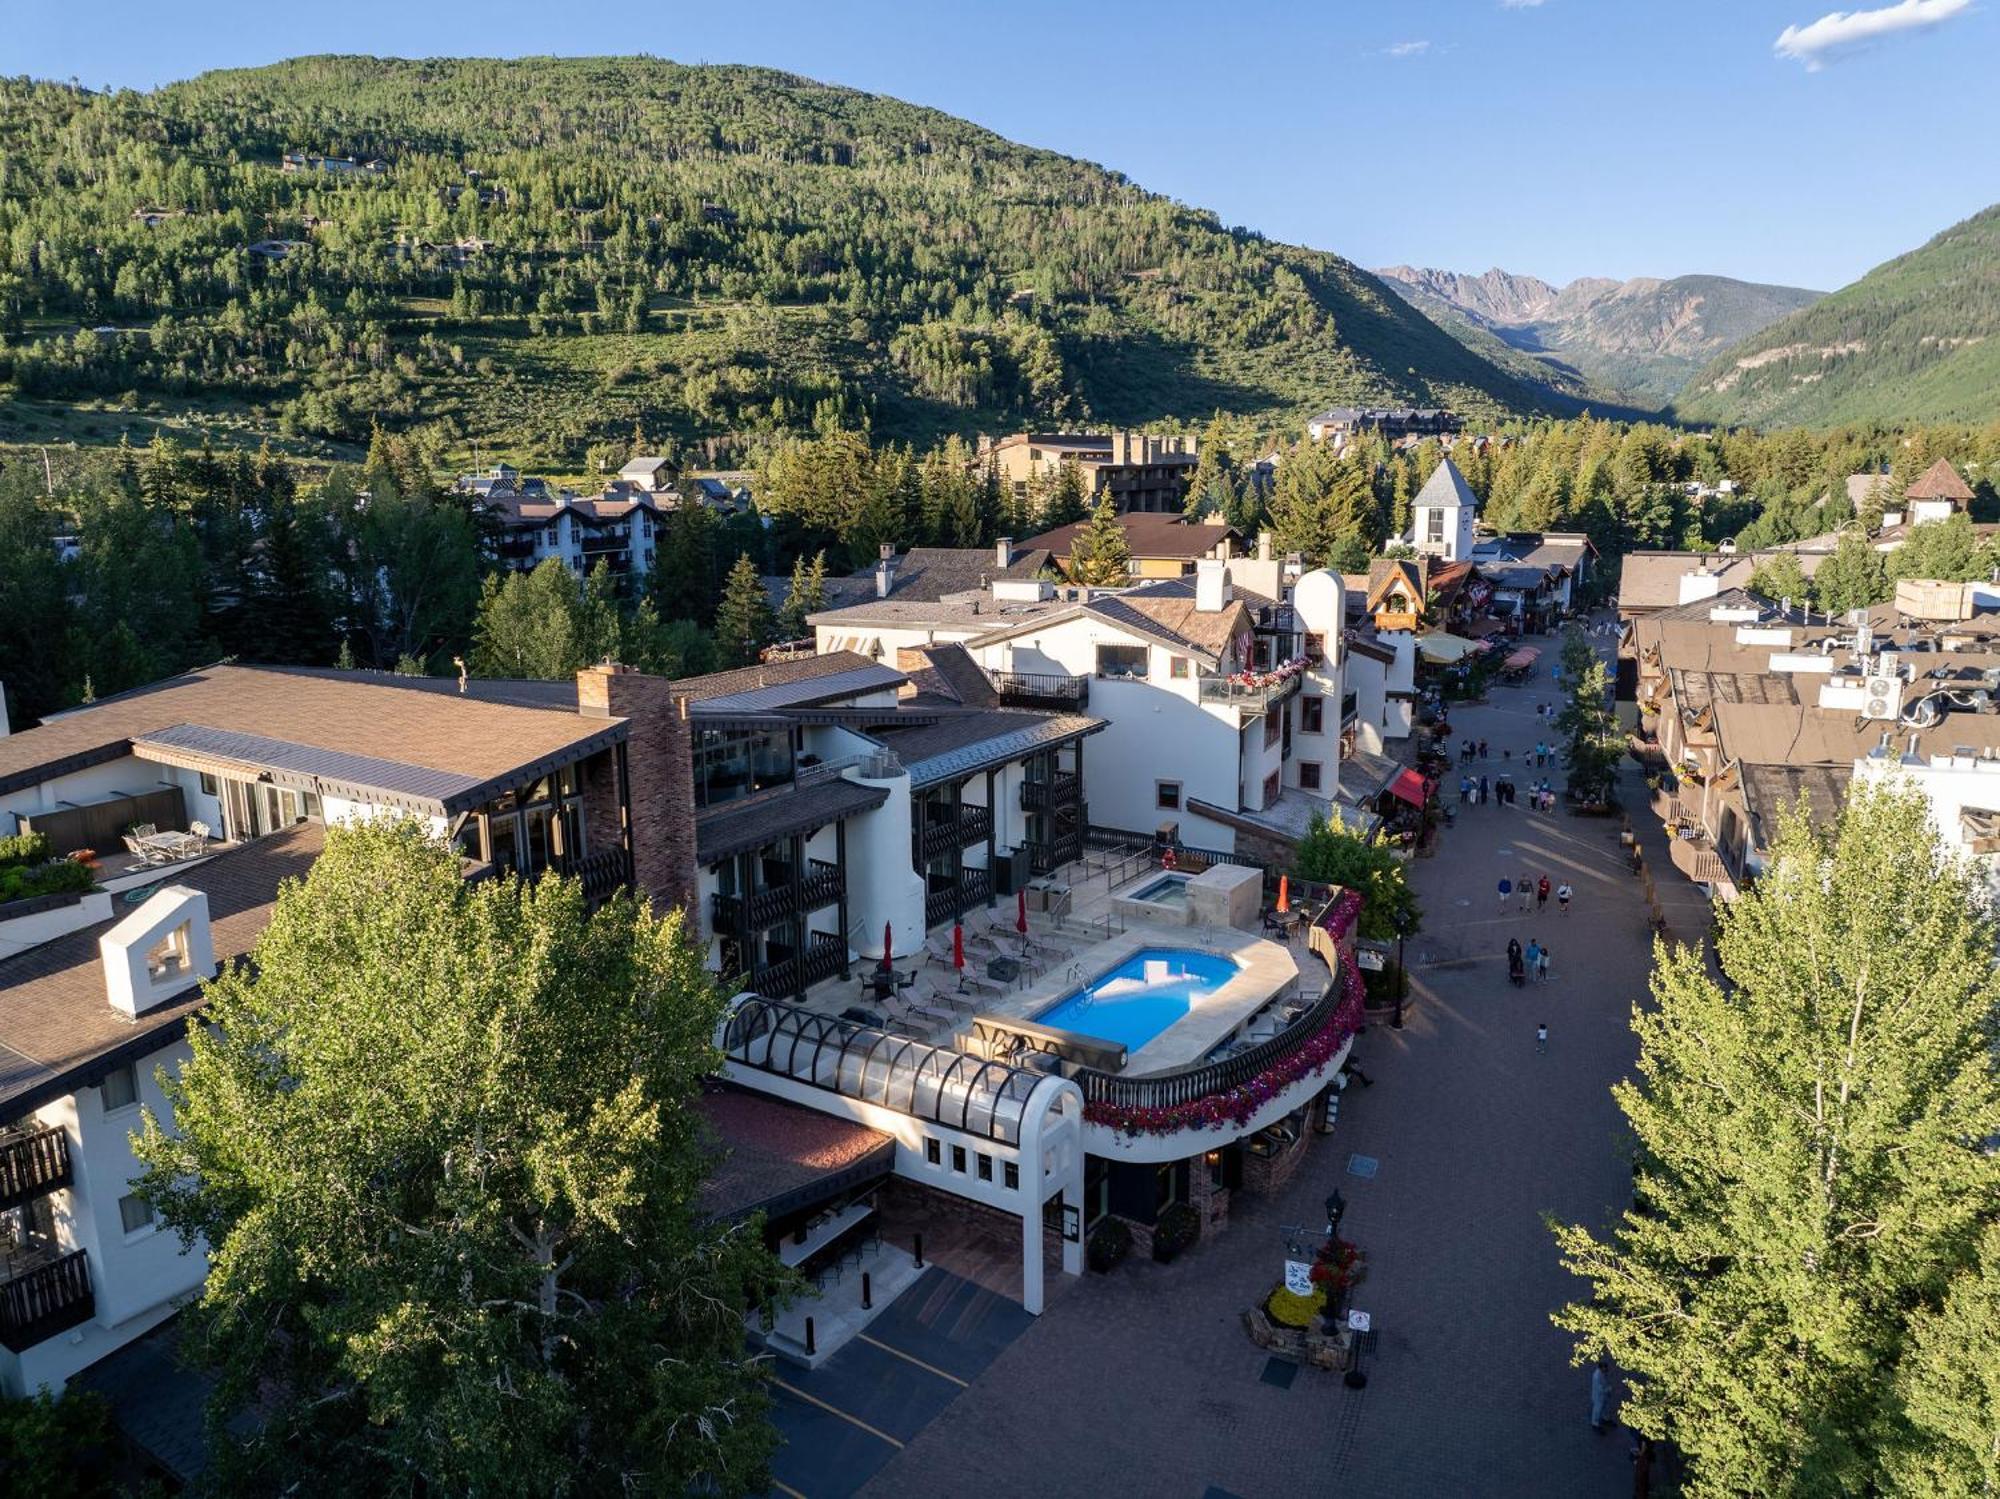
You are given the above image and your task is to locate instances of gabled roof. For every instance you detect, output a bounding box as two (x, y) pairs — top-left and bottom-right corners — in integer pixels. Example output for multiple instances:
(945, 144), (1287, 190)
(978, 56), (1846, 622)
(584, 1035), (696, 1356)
(866, 546), (1052, 603)
(1022, 513), (1239, 562)
(1083, 580), (1251, 664)
(1413, 458), (1476, 513)
(1906, 458), (1974, 502)
(896, 643), (1001, 709)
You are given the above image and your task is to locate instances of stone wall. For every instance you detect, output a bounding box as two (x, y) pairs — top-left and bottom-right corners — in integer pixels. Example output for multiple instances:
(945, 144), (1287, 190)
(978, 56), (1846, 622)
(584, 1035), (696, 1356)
(1240, 1118), (1317, 1197)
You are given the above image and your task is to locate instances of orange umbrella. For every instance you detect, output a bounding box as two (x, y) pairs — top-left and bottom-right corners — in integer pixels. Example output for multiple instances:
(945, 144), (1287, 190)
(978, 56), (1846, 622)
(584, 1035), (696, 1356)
(1276, 874), (1290, 914)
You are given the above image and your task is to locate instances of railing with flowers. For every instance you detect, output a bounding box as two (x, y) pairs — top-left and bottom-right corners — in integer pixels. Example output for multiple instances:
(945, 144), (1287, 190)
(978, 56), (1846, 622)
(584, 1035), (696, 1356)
(1198, 654), (1312, 710)
(1078, 955), (1366, 1136)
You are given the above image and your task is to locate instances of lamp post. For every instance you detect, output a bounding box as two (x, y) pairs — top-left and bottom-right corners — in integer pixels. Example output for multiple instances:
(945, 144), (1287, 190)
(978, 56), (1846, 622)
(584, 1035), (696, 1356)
(1392, 912), (1411, 1030)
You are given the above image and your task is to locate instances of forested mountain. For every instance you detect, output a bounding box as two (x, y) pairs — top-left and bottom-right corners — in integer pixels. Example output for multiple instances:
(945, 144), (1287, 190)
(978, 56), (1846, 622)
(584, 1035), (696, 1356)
(0, 55), (1563, 470)
(1675, 204), (2000, 429)
(1376, 266), (1821, 408)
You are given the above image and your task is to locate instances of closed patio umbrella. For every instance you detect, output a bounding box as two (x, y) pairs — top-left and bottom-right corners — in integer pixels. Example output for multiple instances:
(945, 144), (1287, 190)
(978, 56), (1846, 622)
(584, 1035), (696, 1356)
(953, 922), (966, 990)
(1016, 888), (1029, 934)
(1276, 874), (1290, 914)
(881, 919), (894, 973)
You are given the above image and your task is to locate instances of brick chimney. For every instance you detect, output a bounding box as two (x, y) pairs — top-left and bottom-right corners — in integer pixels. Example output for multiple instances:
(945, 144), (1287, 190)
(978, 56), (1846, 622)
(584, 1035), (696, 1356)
(577, 664), (697, 916)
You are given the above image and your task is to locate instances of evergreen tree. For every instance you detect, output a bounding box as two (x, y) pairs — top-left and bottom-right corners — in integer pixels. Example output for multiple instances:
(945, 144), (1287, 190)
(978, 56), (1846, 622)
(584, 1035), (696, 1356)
(132, 819), (788, 1496)
(713, 552), (776, 667)
(651, 502), (719, 624)
(1065, 497), (1132, 585)
(1553, 784), (2000, 1497)
(1552, 630), (1619, 804)
(1812, 529), (1892, 617)
(1746, 551), (1810, 607)
(777, 550), (828, 640)
(578, 560), (624, 664)
(1040, 461), (1090, 530)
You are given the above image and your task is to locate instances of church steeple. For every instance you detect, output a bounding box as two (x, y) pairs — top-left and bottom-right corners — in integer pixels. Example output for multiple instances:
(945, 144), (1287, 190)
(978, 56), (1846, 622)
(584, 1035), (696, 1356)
(1412, 457), (1477, 562)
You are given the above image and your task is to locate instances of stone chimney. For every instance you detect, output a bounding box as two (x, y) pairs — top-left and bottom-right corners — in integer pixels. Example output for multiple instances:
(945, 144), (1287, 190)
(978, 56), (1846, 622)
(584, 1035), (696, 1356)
(1194, 557), (1233, 613)
(876, 543), (897, 599)
(995, 536), (1014, 569)
(576, 665), (698, 916)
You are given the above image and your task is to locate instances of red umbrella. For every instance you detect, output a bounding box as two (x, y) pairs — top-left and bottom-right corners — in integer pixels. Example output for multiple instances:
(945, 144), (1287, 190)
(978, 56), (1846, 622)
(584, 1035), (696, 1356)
(1016, 888), (1029, 935)
(952, 922), (965, 972)
(881, 919), (894, 973)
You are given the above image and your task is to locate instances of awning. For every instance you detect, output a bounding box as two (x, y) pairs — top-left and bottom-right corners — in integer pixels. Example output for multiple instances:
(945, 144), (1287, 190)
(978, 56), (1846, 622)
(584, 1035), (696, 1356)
(1387, 769), (1429, 807)
(1503, 647), (1540, 671)
(1418, 633), (1484, 664)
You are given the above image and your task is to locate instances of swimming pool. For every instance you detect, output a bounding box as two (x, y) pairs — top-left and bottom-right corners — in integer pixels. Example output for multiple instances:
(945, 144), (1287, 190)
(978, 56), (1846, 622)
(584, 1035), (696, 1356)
(1033, 947), (1239, 1051)
(1129, 873), (1191, 907)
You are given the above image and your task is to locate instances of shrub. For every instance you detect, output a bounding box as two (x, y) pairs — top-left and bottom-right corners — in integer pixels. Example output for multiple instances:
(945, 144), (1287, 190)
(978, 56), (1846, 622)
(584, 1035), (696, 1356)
(1086, 1218), (1131, 1273)
(0, 830), (53, 870)
(1265, 1284), (1327, 1329)
(0, 856), (96, 906)
(1152, 1201), (1201, 1263)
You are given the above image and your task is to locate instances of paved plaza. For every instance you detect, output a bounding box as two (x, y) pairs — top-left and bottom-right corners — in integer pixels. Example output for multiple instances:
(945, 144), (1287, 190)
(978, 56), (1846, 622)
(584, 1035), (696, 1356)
(843, 628), (1659, 1499)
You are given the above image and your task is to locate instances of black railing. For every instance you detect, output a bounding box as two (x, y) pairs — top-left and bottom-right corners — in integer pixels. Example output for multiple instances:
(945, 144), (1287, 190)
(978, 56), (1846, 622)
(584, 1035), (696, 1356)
(749, 932), (847, 998)
(917, 804), (993, 863)
(1019, 771), (1080, 811)
(798, 859), (844, 914)
(1026, 833), (1084, 875)
(0, 1248), (93, 1354)
(1158, 839), (1262, 872)
(710, 859), (844, 935)
(924, 866), (993, 928)
(558, 846), (631, 908)
(1076, 976), (1342, 1113)
(990, 671), (1089, 711)
(0, 1126), (71, 1214)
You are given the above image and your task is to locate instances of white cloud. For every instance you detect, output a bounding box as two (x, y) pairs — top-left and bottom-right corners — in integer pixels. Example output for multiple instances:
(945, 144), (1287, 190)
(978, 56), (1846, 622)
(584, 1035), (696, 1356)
(1775, 0), (1972, 70)
(1386, 40), (1432, 57)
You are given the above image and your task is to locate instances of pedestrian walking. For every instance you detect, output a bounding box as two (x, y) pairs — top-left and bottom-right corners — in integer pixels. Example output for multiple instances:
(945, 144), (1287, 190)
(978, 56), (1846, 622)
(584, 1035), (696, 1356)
(1479, 775), (1489, 804)
(1537, 875), (1550, 912)
(1525, 938), (1541, 980)
(1538, 945), (1552, 982)
(1536, 1022), (1549, 1054)
(1557, 881), (1572, 914)
(1459, 776), (1470, 805)
(1478, 738), (1488, 759)
(1498, 879), (1512, 916)
(1518, 876), (1532, 912)
(1536, 740), (1547, 767)
(1590, 1356), (1612, 1433)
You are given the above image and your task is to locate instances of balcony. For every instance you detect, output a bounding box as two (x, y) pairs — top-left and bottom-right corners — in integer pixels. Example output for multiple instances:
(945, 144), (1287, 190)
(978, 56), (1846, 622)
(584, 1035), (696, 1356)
(1019, 772), (1080, 812)
(1026, 832), (1083, 876)
(554, 846), (631, 908)
(1198, 671), (1303, 713)
(917, 804), (993, 863)
(748, 932), (847, 998)
(990, 671), (1090, 711)
(0, 1247), (93, 1354)
(924, 865), (993, 928)
(710, 859), (845, 936)
(0, 1125), (72, 1214)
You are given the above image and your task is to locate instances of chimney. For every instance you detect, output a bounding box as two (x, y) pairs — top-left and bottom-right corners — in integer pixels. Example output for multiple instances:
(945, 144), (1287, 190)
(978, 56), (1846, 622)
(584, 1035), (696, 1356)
(1257, 530), (1273, 563)
(1676, 566), (1721, 606)
(995, 536), (1014, 569)
(101, 886), (214, 1018)
(575, 665), (697, 916)
(1194, 557), (1232, 613)
(876, 545), (897, 599)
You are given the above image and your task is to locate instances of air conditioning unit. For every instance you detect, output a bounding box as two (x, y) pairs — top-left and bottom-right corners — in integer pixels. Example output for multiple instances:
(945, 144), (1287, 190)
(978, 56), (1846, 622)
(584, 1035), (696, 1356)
(1861, 674), (1904, 721)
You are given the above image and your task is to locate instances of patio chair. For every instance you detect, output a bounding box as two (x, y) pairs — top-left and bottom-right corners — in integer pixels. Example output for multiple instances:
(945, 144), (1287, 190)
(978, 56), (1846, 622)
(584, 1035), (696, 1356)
(131, 823), (157, 839)
(186, 820), (213, 850)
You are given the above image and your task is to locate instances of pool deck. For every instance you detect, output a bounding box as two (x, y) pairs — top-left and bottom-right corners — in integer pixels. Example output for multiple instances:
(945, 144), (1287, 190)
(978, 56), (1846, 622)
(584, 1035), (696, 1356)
(978, 919), (1306, 1076)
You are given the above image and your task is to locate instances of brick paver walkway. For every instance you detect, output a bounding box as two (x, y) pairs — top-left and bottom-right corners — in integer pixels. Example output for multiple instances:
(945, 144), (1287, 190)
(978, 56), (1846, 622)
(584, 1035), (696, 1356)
(859, 628), (1652, 1499)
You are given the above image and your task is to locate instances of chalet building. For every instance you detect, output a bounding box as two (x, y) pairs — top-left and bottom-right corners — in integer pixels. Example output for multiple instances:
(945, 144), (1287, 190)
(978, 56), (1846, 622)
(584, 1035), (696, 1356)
(1305, 406), (1459, 443)
(982, 431), (1198, 515)
(1898, 457), (1977, 526)
(1409, 457), (1478, 563)
(454, 467), (746, 583)
(1020, 512), (1242, 583)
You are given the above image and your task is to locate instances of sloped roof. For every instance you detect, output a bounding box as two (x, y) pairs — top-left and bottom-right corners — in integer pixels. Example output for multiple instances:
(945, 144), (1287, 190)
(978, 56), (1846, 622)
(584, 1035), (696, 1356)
(1022, 513), (1239, 561)
(696, 1083), (896, 1224)
(1085, 581), (1252, 664)
(897, 642), (1002, 708)
(673, 651), (905, 711)
(694, 777), (891, 864)
(1906, 458), (1974, 502)
(1617, 553), (1760, 612)
(870, 709), (1105, 788)
(867, 546), (1053, 603)
(1413, 458), (1476, 512)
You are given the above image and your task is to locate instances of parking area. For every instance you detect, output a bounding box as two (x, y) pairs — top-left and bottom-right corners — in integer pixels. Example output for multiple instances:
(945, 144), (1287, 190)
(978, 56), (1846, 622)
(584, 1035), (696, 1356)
(765, 1267), (1034, 1499)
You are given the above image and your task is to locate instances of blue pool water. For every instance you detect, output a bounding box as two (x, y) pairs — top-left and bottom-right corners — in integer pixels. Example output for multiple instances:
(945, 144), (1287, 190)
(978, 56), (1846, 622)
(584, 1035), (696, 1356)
(1129, 873), (1191, 906)
(1033, 947), (1238, 1051)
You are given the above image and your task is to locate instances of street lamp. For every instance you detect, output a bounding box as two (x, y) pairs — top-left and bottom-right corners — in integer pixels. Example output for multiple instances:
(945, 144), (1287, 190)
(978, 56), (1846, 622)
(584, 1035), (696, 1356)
(1392, 911), (1412, 1030)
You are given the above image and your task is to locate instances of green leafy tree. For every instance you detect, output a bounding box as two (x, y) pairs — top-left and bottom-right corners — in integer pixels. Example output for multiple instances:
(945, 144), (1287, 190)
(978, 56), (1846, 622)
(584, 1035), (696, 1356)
(133, 819), (789, 1496)
(1291, 811), (1421, 941)
(471, 557), (586, 678)
(1812, 529), (1891, 617)
(627, 600), (717, 677)
(1065, 496), (1132, 585)
(1553, 785), (2000, 1498)
(0, 1385), (124, 1499)
(1553, 629), (1620, 805)
(713, 551), (776, 667)
(1746, 550), (1810, 607)
(1884, 1220), (2000, 1498)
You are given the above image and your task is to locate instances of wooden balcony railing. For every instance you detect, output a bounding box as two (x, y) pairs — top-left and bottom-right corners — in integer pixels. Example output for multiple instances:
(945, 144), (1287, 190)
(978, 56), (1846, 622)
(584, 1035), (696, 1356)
(747, 932), (847, 998)
(1026, 833), (1083, 876)
(557, 846), (631, 908)
(0, 1248), (93, 1354)
(924, 866), (994, 929)
(990, 671), (1089, 711)
(917, 804), (993, 862)
(711, 860), (845, 935)
(1019, 771), (1080, 811)
(0, 1126), (72, 1214)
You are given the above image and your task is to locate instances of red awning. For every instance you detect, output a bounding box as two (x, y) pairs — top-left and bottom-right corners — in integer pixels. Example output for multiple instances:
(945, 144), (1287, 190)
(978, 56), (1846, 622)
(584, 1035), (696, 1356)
(1388, 769), (1429, 807)
(1503, 647), (1540, 670)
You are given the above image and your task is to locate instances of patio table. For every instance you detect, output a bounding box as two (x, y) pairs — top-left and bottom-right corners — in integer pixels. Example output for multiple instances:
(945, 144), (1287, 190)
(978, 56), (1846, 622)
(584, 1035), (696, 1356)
(137, 831), (198, 861)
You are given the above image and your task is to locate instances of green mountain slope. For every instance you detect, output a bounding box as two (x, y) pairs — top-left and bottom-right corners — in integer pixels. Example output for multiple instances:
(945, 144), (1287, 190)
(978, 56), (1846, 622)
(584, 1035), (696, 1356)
(1675, 205), (2000, 428)
(1377, 266), (1821, 409)
(0, 56), (1563, 467)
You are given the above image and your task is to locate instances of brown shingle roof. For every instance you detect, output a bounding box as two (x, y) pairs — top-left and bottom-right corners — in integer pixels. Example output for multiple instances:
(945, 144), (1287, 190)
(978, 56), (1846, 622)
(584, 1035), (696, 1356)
(695, 1083), (895, 1223)
(670, 651), (898, 707)
(1085, 583), (1251, 663)
(867, 546), (1053, 603)
(0, 665), (621, 804)
(0, 823), (324, 1118)
(896, 643), (1001, 708)
(1905, 458), (1974, 502)
(1022, 513), (1239, 561)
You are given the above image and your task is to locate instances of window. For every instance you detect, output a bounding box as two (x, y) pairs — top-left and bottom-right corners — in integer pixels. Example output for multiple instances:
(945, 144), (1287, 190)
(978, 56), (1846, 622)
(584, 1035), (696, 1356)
(1263, 769), (1281, 805)
(101, 1064), (138, 1112)
(1095, 644), (1148, 679)
(1157, 781), (1181, 811)
(1263, 708), (1281, 749)
(1301, 696), (1324, 734)
(977, 1154), (993, 1183)
(1299, 761), (1323, 791)
(1169, 656), (1191, 679)
(951, 1145), (967, 1174)
(118, 1193), (155, 1235)
(925, 1138), (941, 1166)
(1004, 1161), (1020, 1191)
(1426, 509), (1445, 543)
(198, 771), (218, 796)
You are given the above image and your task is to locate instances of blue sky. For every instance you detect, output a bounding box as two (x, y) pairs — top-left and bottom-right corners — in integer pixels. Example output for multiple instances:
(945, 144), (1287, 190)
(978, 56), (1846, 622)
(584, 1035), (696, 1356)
(8, 0), (1996, 290)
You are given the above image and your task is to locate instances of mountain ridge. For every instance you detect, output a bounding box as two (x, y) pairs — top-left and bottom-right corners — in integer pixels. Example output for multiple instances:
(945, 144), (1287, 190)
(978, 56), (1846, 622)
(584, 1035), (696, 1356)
(1375, 264), (1823, 409)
